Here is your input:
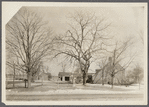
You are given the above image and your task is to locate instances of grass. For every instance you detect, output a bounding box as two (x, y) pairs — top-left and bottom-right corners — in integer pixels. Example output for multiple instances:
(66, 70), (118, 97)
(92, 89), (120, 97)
(6, 80), (76, 92)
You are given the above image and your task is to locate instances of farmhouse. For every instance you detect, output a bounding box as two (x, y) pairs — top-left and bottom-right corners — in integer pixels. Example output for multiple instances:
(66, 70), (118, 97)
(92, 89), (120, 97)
(93, 62), (125, 85)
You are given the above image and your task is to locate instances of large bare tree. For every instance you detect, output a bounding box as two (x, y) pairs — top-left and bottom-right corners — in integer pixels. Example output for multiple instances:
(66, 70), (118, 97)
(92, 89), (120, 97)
(54, 11), (111, 85)
(108, 38), (136, 88)
(6, 7), (53, 88)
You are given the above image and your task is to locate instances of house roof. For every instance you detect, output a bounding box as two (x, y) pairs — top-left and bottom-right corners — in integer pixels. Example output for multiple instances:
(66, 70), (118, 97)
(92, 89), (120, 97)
(58, 72), (72, 77)
(58, 72), (95, 77)
(95, 69), (102, 74)
(115, 64), (125, 71)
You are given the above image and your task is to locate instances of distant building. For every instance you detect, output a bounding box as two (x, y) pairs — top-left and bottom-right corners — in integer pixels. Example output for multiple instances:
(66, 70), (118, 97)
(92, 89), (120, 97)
(6, 71), (52, 81)
(58, 72), (72, 81)
(35, 72), (52, 81)
(6, 73), (27, 81)
(92, 69), (102, 83)
(58, 72), (81, 81)
(93, 60), (125, 85)
(52, 76), (59, 81)
(58, 71), (95, 83)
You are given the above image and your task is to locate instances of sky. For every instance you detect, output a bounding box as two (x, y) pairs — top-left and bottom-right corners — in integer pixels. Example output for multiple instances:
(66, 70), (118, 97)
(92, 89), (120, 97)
(7, 6), (145, 76)
(29, 7), (144, 36)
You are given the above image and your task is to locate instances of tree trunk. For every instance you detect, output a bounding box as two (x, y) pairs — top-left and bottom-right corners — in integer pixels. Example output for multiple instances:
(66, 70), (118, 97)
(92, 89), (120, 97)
(13, 64), (15, 88)
(83, 72), (86, 85)
(25, 80), (27, 88)
(138, 76), (140, 90)
(111, 76), (114, 89)
(102, 69), (104, 85)
(27, 72), (32, 88)
(42, 76), (43, 85)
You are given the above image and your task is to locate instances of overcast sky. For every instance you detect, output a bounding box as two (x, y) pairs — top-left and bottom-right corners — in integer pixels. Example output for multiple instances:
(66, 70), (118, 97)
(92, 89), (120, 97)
(29, 7), (144, 36)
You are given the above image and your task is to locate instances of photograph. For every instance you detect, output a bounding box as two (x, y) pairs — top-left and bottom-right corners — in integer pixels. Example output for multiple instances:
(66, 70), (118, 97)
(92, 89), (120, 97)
(2, 2), (148, 105)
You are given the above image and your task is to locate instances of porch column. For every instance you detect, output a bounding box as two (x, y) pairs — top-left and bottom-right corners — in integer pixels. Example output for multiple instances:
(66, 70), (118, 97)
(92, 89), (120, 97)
(62, 76), (65, 81)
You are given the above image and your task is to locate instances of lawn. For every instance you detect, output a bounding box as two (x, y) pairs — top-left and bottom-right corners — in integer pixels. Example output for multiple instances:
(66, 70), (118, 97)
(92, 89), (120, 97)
(6, 80), (143, 93)
(6, 80), (76, 92)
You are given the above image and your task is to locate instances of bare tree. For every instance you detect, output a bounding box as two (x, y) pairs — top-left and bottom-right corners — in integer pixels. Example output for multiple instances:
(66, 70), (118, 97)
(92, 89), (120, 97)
(133, 64), (144, 89)
(7, 61), (16, 88)
(98, 57), (108, 85)
(108, 38), (136, 88)
(6, 48), (23, 88)
(6, 58), (26, 88)
(31, 61), (43, 82)
(54, 11), (111, 85)
(6, 7), (53, 88)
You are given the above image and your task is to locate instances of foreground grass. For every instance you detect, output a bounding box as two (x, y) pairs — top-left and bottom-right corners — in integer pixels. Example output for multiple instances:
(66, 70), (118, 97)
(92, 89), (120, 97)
(6, 80), (143, 93)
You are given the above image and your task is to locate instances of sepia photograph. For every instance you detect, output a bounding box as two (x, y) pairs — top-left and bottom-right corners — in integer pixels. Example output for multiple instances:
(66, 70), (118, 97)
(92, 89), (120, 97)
(2, 2), (148, 105)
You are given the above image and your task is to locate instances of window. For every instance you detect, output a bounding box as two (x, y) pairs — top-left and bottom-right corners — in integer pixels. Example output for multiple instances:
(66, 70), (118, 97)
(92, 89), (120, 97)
(65, 77), (69, 81)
